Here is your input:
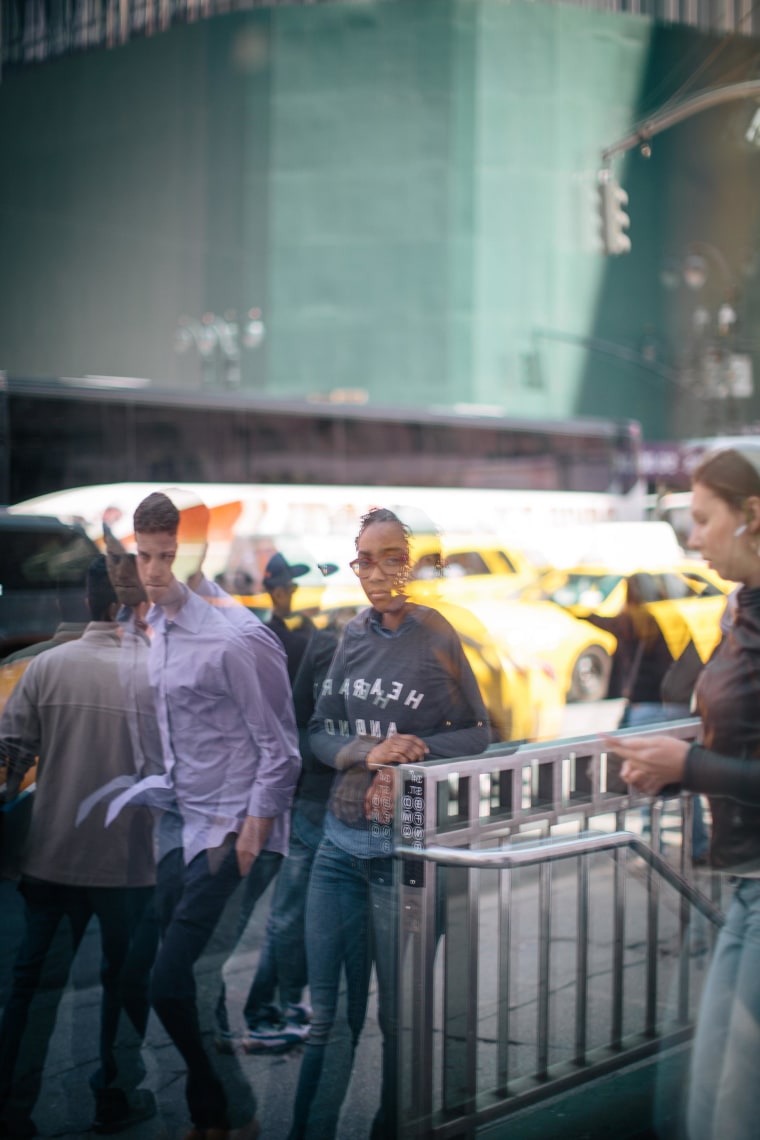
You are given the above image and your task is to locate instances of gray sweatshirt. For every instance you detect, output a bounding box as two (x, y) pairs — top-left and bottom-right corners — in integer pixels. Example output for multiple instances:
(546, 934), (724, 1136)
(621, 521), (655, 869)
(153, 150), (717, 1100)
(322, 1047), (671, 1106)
(310, 603), (490, 856)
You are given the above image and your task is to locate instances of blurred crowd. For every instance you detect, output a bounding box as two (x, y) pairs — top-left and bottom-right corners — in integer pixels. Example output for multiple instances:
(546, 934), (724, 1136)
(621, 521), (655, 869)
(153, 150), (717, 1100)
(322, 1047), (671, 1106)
(0, 494), (488, 1139)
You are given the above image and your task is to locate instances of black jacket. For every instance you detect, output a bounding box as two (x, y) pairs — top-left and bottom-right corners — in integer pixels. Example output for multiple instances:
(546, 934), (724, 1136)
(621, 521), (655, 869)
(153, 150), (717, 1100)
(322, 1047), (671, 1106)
(685, 585), (760, 873)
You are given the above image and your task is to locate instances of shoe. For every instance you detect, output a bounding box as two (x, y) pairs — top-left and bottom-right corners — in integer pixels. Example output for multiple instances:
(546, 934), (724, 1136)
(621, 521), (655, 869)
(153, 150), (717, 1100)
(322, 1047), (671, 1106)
(92, 1088), (157, 1134)
(241, 1018), (310, 1054)
(284, 1002), (312, 1026)
(214, 1026), (237, 1055)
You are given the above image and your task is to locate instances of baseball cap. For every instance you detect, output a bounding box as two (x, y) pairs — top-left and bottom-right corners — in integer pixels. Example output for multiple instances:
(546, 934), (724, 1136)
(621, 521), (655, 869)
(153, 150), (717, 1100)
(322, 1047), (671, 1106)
(263, 552), (310, 590)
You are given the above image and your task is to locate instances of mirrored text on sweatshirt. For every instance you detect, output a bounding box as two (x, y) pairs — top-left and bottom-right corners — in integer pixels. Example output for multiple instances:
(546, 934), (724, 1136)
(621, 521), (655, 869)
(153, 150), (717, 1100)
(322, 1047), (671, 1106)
(309, 604), (490, 857)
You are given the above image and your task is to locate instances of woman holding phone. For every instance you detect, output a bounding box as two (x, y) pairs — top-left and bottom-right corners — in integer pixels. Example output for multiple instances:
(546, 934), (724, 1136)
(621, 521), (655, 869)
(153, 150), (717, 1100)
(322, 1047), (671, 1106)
(609, 445), (760, 1140)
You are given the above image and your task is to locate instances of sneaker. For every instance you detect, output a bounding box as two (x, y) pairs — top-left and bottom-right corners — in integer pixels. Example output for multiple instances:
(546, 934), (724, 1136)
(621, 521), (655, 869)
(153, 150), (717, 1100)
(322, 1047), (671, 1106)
(214, 1026), (237, 1055)
(92, 1088), (157, 1135)
(284, 1002), (312, 1026)
(241, 1018), (310, 1055)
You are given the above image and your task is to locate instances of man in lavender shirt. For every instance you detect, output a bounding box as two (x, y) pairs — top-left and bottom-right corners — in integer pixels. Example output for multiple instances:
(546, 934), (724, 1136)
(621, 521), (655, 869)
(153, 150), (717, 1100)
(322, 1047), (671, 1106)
(130, 492), (300, 1140)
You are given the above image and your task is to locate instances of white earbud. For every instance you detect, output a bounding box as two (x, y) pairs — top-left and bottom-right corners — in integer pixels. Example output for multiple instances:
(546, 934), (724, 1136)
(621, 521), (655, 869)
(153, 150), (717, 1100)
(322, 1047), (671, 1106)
(735, 523), (748, 537)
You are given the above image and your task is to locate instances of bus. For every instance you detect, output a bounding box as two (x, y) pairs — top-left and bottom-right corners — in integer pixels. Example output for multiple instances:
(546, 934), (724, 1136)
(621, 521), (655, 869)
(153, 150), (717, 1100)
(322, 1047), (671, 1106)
(1, 375), (643, 521)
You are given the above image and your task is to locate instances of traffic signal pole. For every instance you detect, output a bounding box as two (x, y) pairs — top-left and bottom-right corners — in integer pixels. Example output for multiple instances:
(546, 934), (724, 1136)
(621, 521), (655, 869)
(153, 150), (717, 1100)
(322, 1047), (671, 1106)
(602, 79), (760, 164)
(598, 79), (760, 255)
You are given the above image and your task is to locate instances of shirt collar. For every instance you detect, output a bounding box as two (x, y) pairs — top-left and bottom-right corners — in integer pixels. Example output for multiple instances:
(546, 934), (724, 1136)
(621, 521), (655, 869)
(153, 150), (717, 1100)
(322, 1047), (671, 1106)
(81, 621), (122, 643)
(367, 606), (417, 639)
(147, 584), (206, 634)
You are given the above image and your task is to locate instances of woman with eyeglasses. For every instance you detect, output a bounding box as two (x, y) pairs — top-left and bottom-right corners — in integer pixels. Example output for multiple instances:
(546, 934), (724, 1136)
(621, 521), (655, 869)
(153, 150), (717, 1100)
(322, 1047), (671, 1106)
(286, 508), (489, 1140)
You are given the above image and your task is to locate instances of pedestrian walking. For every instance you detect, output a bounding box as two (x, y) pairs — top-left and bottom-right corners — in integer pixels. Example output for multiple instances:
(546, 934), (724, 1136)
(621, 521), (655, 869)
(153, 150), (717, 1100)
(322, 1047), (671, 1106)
(263, 553), (315, 682)
(111, 492), (300, 1140)
(235, 611), (351, 1054)
(0, 557), (157, 1137)
(608, 445), (760, 1140)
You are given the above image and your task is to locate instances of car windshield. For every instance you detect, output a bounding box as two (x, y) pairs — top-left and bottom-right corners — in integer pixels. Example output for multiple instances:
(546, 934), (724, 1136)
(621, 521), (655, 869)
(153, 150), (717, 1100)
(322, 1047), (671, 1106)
(549, 573), (623, 608)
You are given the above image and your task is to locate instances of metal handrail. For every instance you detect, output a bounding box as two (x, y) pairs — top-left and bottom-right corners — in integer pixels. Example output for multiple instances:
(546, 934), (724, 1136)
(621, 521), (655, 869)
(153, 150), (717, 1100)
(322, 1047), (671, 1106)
(393, 722), (722, 1139)
(396, 830), (725, 927)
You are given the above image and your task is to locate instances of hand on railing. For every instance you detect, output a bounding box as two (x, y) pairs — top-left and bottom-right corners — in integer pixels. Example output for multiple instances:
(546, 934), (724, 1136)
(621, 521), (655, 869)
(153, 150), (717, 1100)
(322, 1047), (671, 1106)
(366, 734), (428, 770)
(601, 733), (689, 795)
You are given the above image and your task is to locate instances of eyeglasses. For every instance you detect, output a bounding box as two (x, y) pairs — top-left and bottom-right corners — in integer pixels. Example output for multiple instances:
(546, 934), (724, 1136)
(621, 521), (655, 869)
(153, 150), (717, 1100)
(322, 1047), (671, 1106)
(349, 555), (407, 578)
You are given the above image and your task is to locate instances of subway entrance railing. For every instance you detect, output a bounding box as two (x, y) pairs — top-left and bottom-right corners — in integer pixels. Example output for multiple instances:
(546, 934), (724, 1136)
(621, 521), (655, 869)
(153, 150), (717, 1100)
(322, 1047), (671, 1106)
(387, 720), (725, 1140)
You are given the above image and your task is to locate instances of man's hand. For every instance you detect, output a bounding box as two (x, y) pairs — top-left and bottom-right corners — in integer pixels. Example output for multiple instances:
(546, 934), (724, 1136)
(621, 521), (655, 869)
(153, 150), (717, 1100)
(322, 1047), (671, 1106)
(601, 734), (689, 796)
(366, 735), (428, 771)
(236, 815), (273, 877)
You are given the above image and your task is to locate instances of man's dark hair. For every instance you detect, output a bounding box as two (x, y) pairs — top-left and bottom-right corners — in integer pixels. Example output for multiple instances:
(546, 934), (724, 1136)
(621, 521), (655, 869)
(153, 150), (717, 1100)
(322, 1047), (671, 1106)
(133, 492), (180, 536)
(86, 555), (118, 622)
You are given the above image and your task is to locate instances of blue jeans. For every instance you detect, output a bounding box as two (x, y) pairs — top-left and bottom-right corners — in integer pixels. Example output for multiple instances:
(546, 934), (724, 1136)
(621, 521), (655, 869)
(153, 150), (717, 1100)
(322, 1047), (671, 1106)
(688, 878), (760, 1140)
(244, 806), (323, 1024)
(287, 837), (398, 1140)
(0, 879), (153, 1127)
(151, 839), (256, 1130)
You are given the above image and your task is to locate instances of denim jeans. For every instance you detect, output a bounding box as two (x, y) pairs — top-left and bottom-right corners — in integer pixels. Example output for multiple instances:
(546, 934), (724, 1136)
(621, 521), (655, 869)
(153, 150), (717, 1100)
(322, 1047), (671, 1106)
(150, 839), (256, 1130)
(210, 848), (283, 1034)
(287, 837), (398, 1140)
(0, 879), (153, 1127)
(687, 878), (760, 1140)
(244, 806), (323, 1024)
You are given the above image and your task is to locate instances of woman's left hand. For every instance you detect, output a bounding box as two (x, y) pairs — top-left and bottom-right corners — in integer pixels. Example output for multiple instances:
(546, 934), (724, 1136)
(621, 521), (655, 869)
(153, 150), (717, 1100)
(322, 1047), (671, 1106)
(600, 734), (689, 796)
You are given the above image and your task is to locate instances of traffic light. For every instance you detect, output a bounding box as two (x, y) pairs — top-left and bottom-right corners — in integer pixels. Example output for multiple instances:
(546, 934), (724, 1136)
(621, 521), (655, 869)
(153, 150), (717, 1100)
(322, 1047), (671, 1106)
(598, 170), (631, 255)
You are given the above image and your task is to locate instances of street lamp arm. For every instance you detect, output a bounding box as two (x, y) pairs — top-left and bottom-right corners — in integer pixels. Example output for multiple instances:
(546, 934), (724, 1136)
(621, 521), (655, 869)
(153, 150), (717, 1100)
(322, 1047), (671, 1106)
(532, 327), (687, 388)
(602, 79), (760, 163)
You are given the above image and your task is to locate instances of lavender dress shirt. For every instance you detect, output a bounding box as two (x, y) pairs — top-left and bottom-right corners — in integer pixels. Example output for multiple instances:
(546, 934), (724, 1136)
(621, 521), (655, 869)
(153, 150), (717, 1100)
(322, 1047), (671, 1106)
(110, 585), (300, 865)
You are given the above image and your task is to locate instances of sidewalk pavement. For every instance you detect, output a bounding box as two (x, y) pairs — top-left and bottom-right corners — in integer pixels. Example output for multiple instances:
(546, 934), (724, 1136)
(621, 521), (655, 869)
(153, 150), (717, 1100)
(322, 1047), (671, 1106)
(1, 878), (382, 1140)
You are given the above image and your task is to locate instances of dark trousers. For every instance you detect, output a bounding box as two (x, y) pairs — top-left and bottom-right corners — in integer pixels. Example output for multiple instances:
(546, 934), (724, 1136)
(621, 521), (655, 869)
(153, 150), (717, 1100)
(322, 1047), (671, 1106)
(0, 878), (153, 1126)
(242, 806), (321, 1026)
(150, 840), (254, 1130)
(213, 848), (283, 1034)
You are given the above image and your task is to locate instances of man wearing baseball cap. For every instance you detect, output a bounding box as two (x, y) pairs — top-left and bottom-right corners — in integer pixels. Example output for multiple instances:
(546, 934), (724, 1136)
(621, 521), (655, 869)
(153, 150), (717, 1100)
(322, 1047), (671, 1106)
(263, 554), (315, 682)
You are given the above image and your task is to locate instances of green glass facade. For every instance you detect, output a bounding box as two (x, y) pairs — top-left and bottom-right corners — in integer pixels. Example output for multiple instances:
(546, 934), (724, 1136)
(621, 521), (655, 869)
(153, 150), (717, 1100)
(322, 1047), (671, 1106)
(1, 0), (758, 439)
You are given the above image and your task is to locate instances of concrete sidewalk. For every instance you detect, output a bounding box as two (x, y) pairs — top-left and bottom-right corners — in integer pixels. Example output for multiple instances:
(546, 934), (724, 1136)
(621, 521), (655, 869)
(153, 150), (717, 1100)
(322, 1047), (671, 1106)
(3, 877), (383, 1140)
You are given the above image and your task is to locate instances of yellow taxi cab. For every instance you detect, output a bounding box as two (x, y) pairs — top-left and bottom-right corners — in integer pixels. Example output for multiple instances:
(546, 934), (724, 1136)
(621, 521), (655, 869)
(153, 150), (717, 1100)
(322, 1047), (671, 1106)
(541, 560), (735, 678)
(542, 561), (732, 616)
(405, 536), (617, 703)
(233, 533), (542, 618)
(408, 534), (542, 598)
(313, 581), (565, 745)
(458, 596), (618, 704)
(311, 533), (600, 740)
